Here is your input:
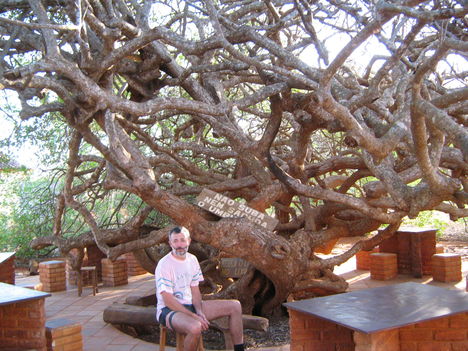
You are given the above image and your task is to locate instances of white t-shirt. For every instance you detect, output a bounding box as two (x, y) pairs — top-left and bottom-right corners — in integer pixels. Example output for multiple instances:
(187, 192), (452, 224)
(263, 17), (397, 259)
(155, 252), (204, 319)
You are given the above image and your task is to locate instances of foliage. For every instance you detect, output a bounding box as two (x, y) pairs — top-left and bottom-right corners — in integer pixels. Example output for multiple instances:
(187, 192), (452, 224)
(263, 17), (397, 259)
(402, 211), (449, 238)
(0, 173), (54, 259)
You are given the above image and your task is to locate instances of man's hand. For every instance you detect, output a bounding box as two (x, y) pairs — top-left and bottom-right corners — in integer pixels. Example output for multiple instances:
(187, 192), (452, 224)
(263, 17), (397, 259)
(195, 310), (210, 330)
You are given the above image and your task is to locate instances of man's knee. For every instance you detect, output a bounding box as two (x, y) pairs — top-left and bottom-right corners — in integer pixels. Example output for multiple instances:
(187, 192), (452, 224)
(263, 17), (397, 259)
(232, 299), (242, 312)
(186, 321), (203, 335)
(224, 299), (242, 314)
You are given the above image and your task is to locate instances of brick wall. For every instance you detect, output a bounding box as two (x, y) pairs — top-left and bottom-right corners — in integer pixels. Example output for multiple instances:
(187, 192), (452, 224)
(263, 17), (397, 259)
(0, 298), (47, 350)
(379, 228), (436, 275)
(46, 318), (83, 351)
(0, 253), (15, 284)
(123, 252), (147, 276)
(399, 312), (468, 351)
(356, 248), (379, 270)
(288, 309), (355, 350)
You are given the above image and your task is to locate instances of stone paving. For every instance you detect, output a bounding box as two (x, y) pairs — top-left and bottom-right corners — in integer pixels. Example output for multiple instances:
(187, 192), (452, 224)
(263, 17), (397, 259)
(15, 245), (467, 351)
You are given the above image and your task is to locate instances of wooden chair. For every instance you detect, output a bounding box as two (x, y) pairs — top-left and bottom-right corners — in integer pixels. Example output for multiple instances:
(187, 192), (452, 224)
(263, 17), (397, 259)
(77, 266), (98, 296)
(159, 325), (204, 351)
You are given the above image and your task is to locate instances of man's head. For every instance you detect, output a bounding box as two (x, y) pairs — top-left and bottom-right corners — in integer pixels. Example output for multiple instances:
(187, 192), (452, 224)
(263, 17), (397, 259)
(168, 226), (191, 259)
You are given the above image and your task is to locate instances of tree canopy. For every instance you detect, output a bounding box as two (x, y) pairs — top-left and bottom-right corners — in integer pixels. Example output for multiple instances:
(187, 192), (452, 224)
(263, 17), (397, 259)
(0, 0), (467, 315)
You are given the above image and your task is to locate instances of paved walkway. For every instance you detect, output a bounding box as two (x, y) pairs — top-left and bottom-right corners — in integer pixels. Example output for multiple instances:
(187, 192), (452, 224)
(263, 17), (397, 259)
(15, 248), (467, 351)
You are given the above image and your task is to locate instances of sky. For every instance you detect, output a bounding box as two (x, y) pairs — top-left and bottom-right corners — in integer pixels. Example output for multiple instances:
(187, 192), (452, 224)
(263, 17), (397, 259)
(0, 91), (40, 170)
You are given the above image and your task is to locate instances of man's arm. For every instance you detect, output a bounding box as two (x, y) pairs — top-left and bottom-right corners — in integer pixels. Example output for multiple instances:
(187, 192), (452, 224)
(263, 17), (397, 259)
(191, 285), (210, 328)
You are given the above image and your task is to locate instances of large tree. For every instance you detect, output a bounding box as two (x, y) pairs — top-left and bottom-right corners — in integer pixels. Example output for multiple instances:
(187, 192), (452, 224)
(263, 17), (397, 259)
(0, 0), (466, 315)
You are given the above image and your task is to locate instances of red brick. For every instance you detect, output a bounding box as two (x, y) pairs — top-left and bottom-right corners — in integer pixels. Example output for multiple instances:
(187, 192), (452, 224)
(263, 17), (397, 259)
(306, 317), (337, 330)
(449, 313), (468, 328)
(322, 328), (353, 341)
(416, 318), (448, 328)
(290, 328), (321, 341)
(288, 311), (306, 330)
(303, 340), (335, 351)
(417, 341), (451, 351)
(54, 332), (82, 346)
(452, 341), (468, 351)
(400, 328), (434, 341)
(400, 342), (417, 351)
(434, 329), (466, 341)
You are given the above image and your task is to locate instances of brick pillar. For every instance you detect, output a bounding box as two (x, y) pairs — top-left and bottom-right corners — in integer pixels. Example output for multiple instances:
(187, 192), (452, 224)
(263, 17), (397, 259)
(432, 253), (462, 282)
(46, 318), (83, 351)
(356, 248), (379, 270)
(39, 260), (66, 292)
(123, 252), (147, 276)
(101, 258), (128, 287)
(0, 252), (15, 284)
(370, 253), (398, 280)
(288, 309), (355, 350)
(354, 329), (399, 351)
(0, 298), (47, 351)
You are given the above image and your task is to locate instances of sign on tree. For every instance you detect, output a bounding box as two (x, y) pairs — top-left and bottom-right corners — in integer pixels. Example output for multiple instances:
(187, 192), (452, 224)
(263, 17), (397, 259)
(196, 189), (278, 231)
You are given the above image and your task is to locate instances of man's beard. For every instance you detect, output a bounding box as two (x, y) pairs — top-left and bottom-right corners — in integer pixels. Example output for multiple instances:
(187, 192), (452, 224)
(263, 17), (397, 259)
(172, 247), (188, 257)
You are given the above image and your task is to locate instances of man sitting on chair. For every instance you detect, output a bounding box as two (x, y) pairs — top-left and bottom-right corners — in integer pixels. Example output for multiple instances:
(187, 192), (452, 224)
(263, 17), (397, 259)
(155, 226), (245, 351)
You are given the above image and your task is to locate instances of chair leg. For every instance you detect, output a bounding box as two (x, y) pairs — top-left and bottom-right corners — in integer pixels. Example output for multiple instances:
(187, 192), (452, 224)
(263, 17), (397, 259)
(77, 271), (83, 297)
(176, 332), (184, 351)
(159, 325), (166, 351)
(160, 325), (204, 351)
(198, 335), (205, 351)
(91, 269), (97, 295)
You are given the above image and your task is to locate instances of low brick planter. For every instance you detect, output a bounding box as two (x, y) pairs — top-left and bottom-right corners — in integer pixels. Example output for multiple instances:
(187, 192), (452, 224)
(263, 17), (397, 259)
(370, 253), (398, 280)
(101, 258), (128, 287)
(45, 318), (83, 351)
(39, 260), (66, 292)
(432, 253), (462, 283)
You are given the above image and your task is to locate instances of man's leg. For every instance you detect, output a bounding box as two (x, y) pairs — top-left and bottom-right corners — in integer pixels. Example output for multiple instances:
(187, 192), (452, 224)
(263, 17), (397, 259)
(166, 311), (203, 351)
(202, 299), (244, 347)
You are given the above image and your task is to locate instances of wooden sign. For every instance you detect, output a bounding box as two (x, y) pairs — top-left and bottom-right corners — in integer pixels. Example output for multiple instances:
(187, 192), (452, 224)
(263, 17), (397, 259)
(219, 258), (251, 278)
(196, 189), (278, 231)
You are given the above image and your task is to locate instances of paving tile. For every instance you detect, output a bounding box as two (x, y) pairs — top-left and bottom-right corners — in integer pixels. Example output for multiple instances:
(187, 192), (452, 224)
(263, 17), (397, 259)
(109, 334), (141, 345)
(104, 345), (135, 351)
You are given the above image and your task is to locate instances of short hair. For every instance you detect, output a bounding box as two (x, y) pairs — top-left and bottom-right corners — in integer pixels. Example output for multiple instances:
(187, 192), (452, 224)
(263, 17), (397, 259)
(169, 226), (190, 239)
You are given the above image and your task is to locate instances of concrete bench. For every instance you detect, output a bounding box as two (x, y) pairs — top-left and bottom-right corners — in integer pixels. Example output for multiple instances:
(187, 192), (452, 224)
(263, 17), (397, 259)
(45, 318), (83, 351)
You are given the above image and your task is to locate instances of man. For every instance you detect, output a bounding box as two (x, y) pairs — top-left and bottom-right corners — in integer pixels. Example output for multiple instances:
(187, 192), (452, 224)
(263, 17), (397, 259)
(155, 226), (245, 351)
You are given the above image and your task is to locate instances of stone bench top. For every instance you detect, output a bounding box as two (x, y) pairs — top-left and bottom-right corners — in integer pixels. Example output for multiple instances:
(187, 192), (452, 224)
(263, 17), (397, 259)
(0, 282), (51, 306)
(284, 282), (468, 334)
(396, 226), (437, 232)
(0, 252), (15, 264)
